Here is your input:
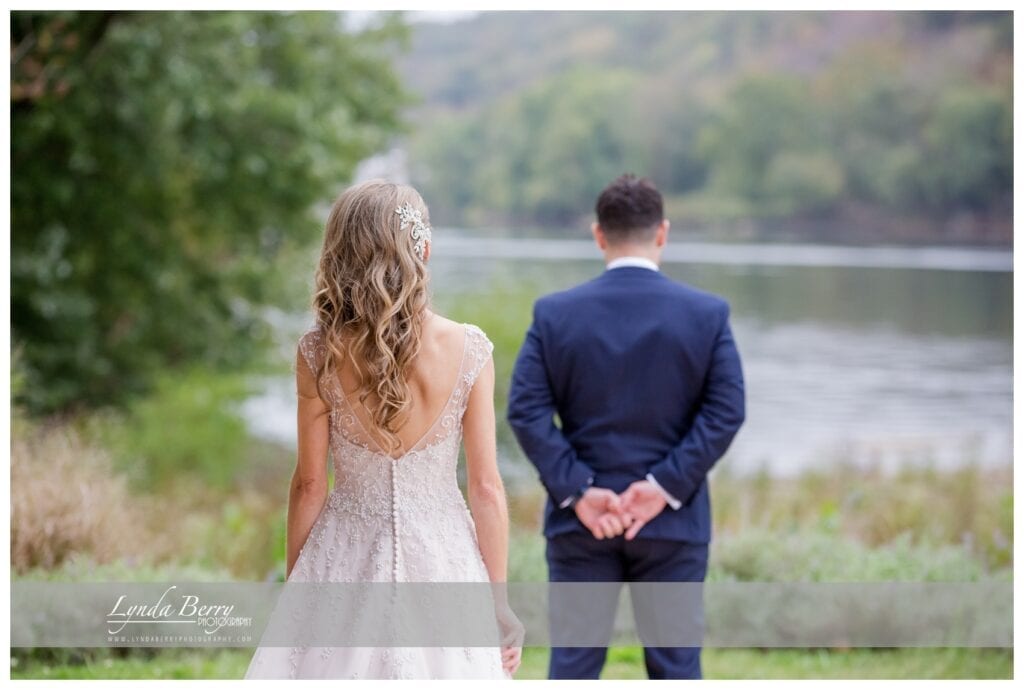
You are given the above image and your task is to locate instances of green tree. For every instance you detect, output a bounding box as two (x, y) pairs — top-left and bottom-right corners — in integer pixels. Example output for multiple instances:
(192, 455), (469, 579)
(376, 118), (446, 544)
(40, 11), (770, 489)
(822, 49), (932, 212)
(412, 67), (649, 227)
(918, 85), (1012, 213)
(12, 11), (409, 414)
(697, 74), (843, 214)
(515, 69), (649, 225)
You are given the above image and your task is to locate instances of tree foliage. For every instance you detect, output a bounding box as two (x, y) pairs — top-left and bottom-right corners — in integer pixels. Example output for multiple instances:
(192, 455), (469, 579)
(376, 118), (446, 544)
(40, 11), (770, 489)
(12, 11), (409, 414)
(401, 12), (1011, 237)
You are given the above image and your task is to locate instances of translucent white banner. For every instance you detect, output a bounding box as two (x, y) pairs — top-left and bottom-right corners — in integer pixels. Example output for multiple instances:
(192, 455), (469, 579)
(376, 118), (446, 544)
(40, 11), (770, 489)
(10, 581), (1011, 648)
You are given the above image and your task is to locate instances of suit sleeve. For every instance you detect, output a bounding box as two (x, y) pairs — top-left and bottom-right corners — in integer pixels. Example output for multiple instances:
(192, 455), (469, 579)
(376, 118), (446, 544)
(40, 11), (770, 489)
(507, 302), (595, 508)
(647, 301), (746, 506)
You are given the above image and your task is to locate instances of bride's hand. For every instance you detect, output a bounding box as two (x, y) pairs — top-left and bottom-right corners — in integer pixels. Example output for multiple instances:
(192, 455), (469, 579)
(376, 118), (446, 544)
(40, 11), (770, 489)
(496, 602), (524, 676)
(501, 643), (521, 676)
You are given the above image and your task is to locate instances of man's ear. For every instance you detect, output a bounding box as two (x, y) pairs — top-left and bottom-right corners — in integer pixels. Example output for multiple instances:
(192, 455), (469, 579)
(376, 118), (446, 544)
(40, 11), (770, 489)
(591, 222), (607, 251)
(655, 219), (669, 247)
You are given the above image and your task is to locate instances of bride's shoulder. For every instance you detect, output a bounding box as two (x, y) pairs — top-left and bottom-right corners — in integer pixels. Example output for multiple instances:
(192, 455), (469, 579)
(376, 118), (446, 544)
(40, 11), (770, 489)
(428, 316), (493, 390)
(426, 314), (493, 357)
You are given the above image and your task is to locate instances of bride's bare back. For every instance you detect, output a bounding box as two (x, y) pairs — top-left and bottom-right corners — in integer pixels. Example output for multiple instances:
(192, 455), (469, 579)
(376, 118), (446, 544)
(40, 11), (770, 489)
(335, 312), (468, 457)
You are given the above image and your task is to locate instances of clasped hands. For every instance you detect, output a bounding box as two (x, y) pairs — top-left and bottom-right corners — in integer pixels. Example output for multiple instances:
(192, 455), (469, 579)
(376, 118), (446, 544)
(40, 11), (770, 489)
(573, 481), (668, 541)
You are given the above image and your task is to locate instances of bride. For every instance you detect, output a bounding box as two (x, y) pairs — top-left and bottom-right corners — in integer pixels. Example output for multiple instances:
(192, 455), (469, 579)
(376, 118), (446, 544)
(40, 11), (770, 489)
(245, 180), (522, 679)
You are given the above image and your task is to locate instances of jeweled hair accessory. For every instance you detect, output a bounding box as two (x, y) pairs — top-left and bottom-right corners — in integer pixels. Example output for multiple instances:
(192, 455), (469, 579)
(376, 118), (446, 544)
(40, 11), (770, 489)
(395, 202), (432, 261)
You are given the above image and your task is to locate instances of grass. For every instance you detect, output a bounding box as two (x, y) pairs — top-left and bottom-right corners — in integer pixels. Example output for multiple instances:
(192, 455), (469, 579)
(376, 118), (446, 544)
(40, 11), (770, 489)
(10, 377), (1013, 680)
(10, 649), (253, 680)
(711, 460), (1013, 571)
(15, 416), (1009, 584)
(10, 646), (1011, 680)
(698, 648), (1012, 680)
(80, 365), (263, 492)
(521, 646), (1013, 680)
(12, 411), (290, 581)
(504, 467), (1012, 584)
(11, 421), (173, 573)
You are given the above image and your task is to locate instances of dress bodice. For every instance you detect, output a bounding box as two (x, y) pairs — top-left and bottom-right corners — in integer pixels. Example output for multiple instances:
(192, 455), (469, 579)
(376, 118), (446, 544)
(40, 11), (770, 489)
(289, 321), (495, 583)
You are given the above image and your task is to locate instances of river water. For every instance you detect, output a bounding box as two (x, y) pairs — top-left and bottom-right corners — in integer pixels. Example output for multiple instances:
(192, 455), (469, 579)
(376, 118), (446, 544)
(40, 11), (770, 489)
(241, 233), (1012, 486)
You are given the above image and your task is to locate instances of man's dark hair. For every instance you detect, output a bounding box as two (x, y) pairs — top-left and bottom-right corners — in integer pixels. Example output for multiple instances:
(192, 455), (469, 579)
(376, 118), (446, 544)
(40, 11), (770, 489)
(594, 174), (664, 244)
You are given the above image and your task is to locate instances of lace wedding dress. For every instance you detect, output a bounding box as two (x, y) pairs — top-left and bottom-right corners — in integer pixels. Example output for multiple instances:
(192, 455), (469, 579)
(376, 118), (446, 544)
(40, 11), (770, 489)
(244, 322), (508, 680)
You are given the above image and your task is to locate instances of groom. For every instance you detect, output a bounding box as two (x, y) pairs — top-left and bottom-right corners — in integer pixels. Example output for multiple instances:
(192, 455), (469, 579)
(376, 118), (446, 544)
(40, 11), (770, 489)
(507, 174), (746, 679)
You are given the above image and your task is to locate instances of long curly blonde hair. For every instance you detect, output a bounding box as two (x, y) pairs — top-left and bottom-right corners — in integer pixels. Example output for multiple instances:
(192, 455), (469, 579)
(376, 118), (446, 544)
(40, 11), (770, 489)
(310, 180), (431, 453)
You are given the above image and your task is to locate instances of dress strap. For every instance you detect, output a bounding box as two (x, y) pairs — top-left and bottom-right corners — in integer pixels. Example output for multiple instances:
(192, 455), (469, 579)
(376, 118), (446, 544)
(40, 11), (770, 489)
(298, 326), (325, 377)
(454, 323), (494, 418)
(297, 325), (346, 411)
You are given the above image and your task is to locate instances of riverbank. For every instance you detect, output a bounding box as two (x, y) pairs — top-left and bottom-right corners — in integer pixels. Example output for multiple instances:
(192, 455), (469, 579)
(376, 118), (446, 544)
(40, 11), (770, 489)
(10, 395), (1011, 679)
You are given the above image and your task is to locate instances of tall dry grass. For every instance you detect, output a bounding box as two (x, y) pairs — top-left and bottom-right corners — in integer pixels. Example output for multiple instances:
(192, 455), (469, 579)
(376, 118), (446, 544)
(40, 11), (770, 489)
(711, 460), (1013, 570)
(505, 460), (1012, 572)
(11, 419), (178, 574)
(11, 414), (287, 580)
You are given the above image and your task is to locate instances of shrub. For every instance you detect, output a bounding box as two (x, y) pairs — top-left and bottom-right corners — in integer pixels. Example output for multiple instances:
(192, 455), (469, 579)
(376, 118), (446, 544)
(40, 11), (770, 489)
(11, 421), (176, 574)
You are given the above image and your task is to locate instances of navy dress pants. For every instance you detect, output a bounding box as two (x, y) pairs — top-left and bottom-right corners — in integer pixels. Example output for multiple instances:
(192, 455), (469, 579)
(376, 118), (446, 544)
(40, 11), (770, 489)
(545, 530), (709, 680)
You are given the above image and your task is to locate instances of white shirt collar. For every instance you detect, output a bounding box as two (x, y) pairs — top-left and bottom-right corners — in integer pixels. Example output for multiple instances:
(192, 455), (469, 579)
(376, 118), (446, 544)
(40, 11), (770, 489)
(605, 256), (660, 272)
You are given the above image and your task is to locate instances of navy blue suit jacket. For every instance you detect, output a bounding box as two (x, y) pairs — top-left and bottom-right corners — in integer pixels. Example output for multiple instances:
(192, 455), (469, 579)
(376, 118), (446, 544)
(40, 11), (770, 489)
(507, 265), (746, 544)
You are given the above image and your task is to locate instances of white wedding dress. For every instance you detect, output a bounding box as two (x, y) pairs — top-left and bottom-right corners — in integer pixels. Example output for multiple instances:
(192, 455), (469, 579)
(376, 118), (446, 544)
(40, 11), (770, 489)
(245, 322), (508, 680)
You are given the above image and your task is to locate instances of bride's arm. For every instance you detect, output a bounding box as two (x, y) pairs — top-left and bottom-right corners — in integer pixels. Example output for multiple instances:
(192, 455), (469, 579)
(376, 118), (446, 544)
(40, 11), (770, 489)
(286, 344), (331, 578)
(462, 355), (509, 583)
(464, 354), (523, 675)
